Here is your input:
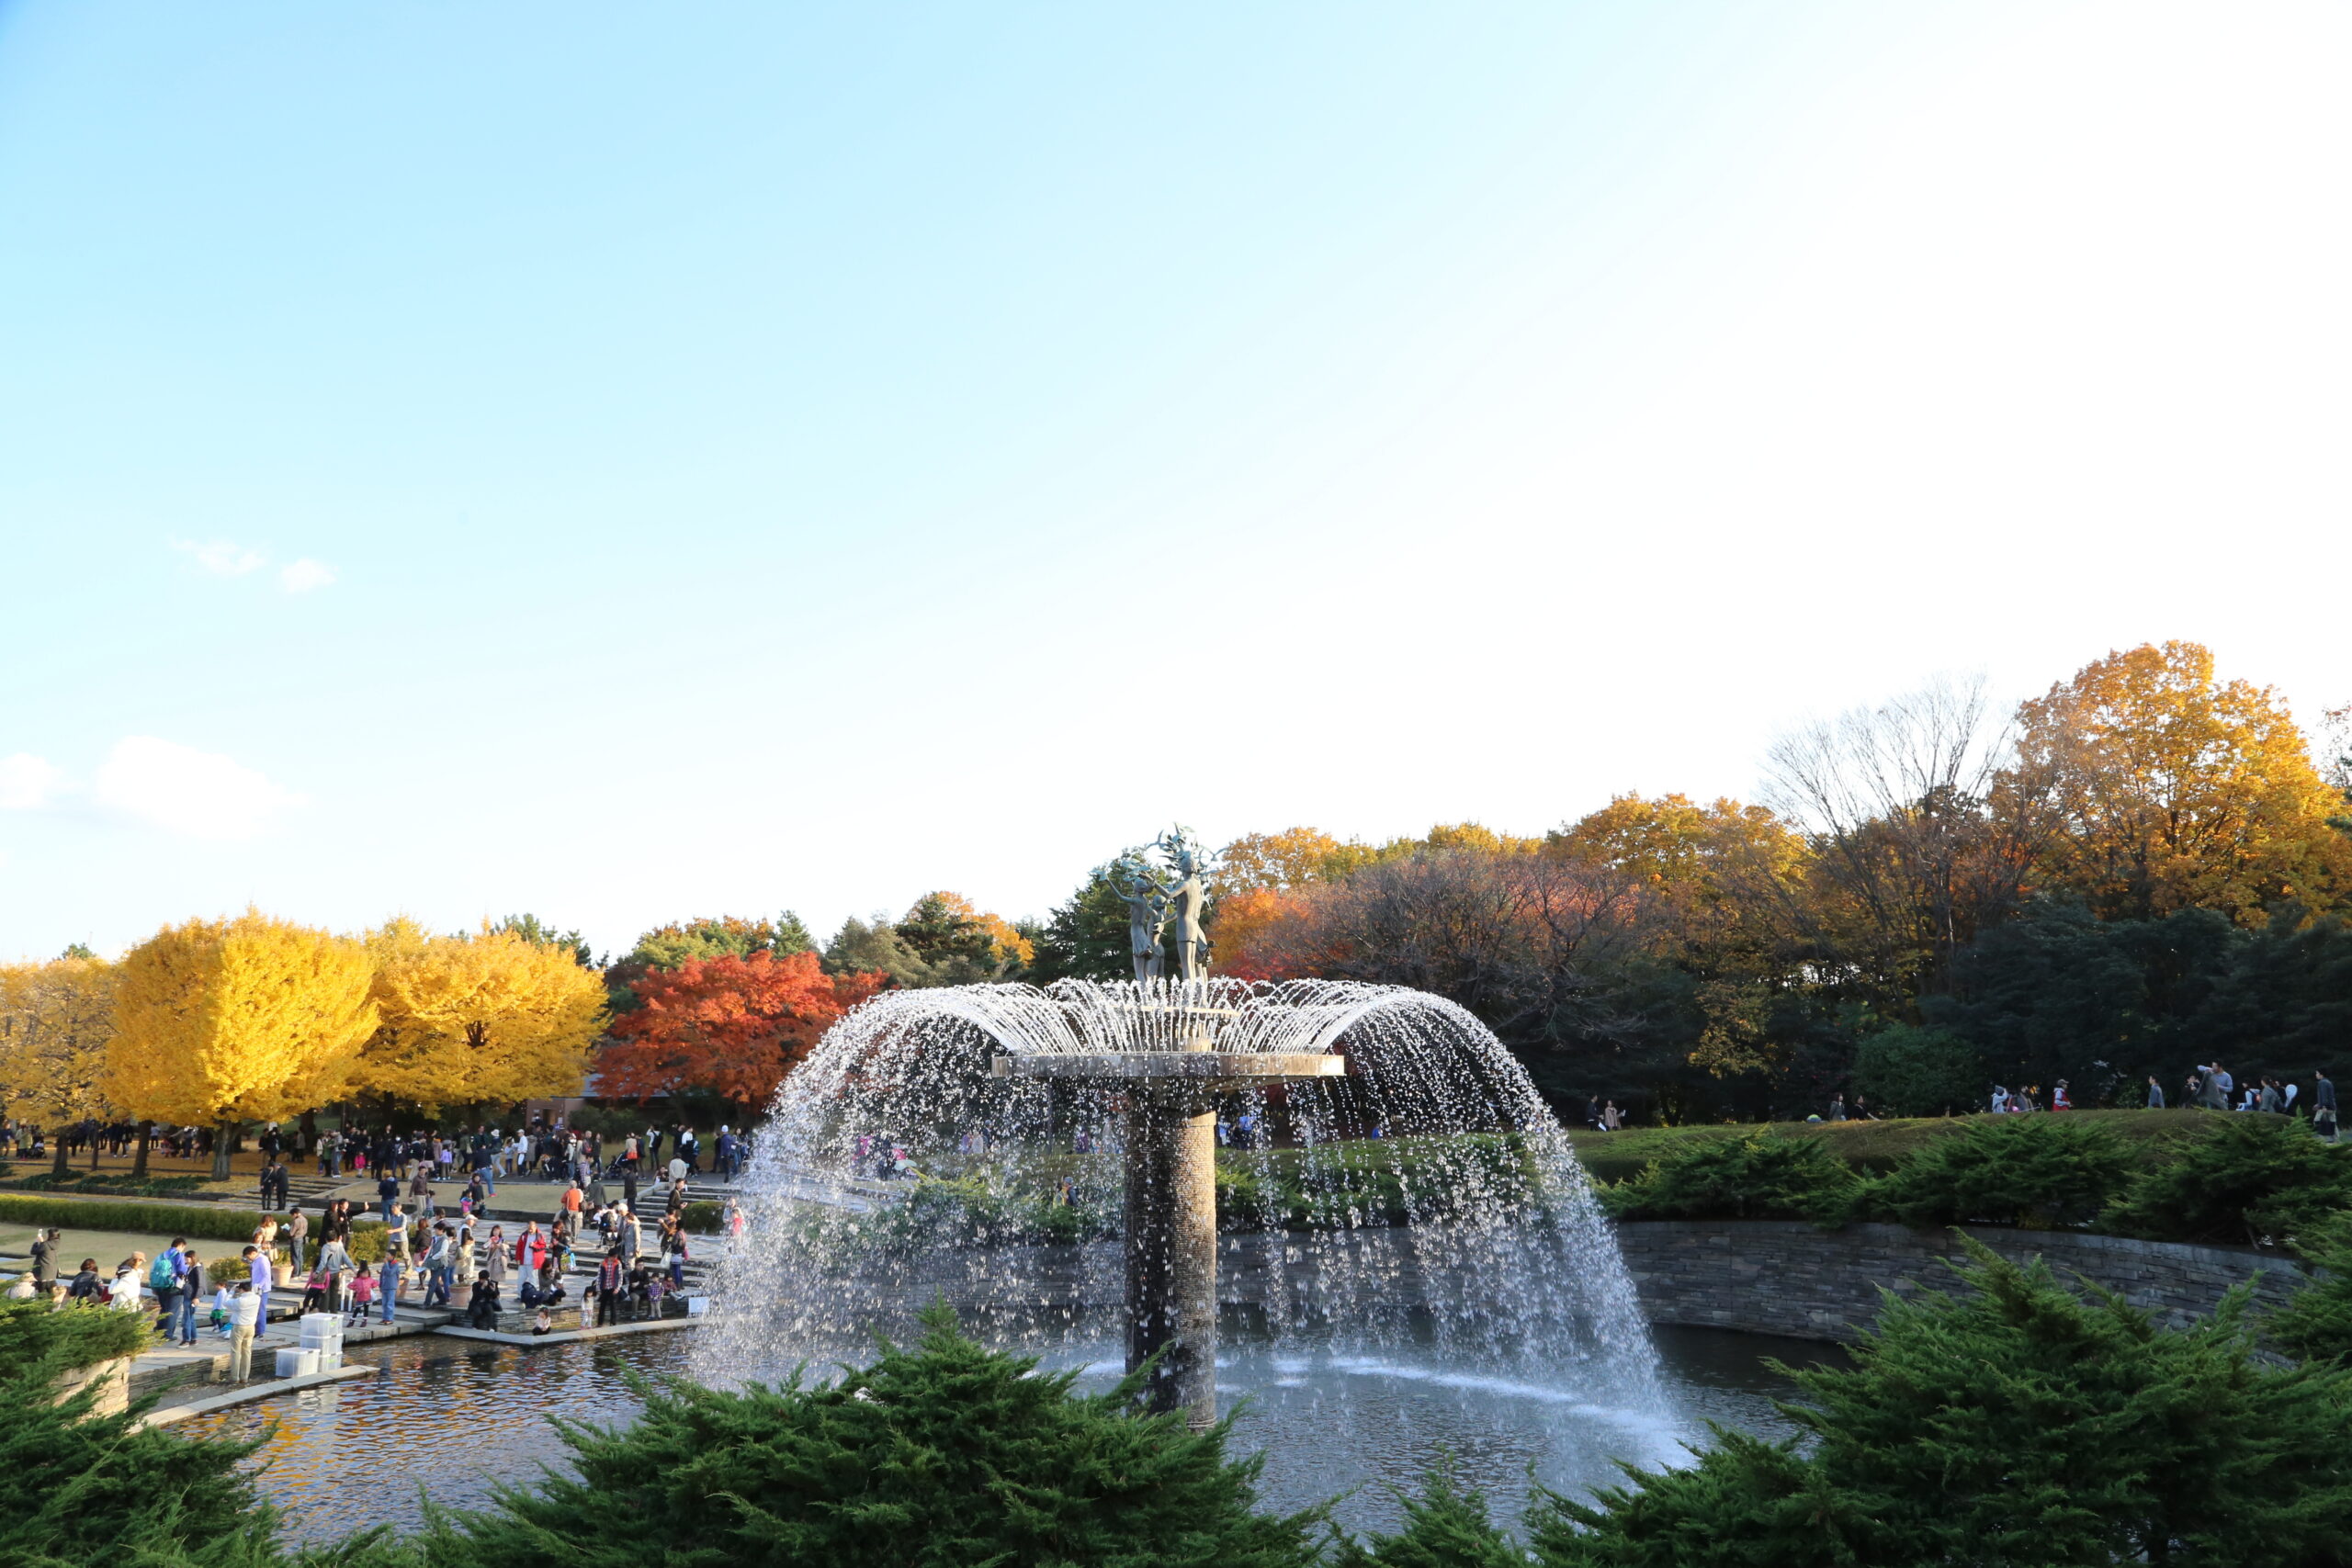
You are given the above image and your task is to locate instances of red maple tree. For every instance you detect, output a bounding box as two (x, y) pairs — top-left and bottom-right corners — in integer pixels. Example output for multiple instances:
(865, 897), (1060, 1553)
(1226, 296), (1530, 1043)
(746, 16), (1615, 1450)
(598, 950), (886, 1111)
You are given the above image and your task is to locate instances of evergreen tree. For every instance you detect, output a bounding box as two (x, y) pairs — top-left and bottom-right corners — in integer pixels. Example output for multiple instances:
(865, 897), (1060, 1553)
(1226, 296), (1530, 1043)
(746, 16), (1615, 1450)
(1601, 1133), (1859, 1226)
(821, 915), (936, 987)
(1028, 868), (1134, 985)
(2267, 1217), (2352, 1364)
(415, 1306), (1323, 1568)
(1861, 1114), (2137, 1228)
(0, 1301), (294, 1565)
(773, 909), (818, 956)
(1331, 1467), (1523, 1568)
(2104, 1115), (2352, 1246)
(1532, 1242), (2352, 1566)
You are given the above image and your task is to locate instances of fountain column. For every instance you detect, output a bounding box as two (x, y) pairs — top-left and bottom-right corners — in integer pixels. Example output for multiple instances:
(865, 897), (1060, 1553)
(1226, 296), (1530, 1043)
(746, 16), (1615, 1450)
(1123, 1086), (1218, 1427)
(995, 1045), (1343, 1430)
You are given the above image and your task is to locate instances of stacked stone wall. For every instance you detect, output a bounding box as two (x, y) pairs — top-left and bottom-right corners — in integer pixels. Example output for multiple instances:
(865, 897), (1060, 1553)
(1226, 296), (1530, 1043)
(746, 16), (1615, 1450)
(1615, 1221), (2311, 1341)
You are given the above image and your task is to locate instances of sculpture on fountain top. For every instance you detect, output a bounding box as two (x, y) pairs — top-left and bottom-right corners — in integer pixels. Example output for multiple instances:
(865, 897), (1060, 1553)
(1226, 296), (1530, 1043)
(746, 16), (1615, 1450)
(1107, 850), (1168, 985)
(1108, 826), (1216, 985)
(1157, 827), (1213, 982)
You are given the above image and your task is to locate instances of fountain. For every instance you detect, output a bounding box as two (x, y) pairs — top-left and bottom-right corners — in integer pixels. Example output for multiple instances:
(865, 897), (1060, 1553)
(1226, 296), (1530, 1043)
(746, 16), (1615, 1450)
(695, 829), (1662, 1444)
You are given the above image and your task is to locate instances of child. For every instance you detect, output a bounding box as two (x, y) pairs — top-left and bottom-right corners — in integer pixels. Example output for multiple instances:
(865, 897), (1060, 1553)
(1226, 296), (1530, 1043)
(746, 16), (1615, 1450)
(212, 1279), (236, 1338)
(348, 1266), (377, 1325)
(531, 1306), (553, 1337)
(300, 1263), (330, 1315)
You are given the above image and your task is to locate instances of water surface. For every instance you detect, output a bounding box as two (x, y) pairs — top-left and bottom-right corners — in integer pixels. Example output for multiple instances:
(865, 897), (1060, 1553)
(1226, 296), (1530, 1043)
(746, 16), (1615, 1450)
(179, 1323), (1838, 1543)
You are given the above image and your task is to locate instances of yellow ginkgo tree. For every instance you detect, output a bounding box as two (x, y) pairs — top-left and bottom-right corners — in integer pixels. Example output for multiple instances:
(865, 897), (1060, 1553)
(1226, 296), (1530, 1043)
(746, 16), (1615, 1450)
(107, 910), (379, 1178)
(0, 953), (120, 1176)
(352, 920), (607, 1113)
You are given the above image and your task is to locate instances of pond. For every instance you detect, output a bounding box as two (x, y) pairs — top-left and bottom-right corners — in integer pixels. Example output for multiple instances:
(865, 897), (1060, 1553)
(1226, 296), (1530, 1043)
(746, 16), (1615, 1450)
(177, 1322), (1840, 1544)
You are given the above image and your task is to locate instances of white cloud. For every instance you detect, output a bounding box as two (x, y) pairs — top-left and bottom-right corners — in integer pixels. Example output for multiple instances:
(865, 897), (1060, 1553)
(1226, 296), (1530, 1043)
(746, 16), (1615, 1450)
(0, 754), (66, 810)
(278, 558), (336, 592)
(94, 737), (305, 840)
(175, 538), (269, 577)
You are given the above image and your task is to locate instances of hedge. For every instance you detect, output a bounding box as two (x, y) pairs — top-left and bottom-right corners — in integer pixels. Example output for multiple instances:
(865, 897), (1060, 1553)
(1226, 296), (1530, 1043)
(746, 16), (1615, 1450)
(0, 1194), (389, 1263)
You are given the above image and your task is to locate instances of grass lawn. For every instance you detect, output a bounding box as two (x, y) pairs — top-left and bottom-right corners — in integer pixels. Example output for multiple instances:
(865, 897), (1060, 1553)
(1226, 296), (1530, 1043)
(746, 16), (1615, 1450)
(1565, 1109), (2219, 1187)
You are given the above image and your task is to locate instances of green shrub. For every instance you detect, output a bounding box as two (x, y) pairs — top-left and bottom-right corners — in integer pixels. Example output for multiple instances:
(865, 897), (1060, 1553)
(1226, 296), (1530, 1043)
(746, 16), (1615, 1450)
(0, 1317), (289, 1565)
(1600, 1134), (1859, 1226)
(1860, 1114), (2138, 1228)
(2267, 1218), (2352, 1364)
(1331, 1467), (1523, 1568)
(0, 1194), (388, 1263)
(2104, 1116), (2352, 1247)
(1239, 1135), (1542, 1230)
(1851, 1023), (1988, 1118)
(410, 1303), (1324, 1568)
(1532, 1241), (2352, 1566)
(0, 1296), (150, 1371)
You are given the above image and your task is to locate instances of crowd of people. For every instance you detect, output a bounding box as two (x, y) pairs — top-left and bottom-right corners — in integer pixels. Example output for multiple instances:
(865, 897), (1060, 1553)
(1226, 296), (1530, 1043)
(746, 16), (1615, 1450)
(6, 1110), (766, 1379)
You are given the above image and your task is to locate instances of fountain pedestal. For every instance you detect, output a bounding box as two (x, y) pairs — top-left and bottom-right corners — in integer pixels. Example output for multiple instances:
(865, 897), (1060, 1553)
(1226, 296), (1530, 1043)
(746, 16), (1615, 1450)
(992, 1049), (1345, 1427)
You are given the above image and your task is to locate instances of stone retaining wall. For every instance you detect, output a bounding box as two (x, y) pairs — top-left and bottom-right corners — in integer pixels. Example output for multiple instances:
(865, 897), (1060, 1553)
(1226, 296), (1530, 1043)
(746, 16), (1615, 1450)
(1614, 1220), (2312, 1342)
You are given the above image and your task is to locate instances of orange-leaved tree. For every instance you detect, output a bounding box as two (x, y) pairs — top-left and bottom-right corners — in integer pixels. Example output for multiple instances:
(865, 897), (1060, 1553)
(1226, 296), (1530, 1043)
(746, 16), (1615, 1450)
(1204, 886), (1315, 980)
(1998, 641), (2352, 923)
(598, 950), (887, 1113)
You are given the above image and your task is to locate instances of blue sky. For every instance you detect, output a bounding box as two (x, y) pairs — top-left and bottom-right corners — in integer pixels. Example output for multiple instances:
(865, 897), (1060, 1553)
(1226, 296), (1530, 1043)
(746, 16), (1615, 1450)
(3, 2), (2347, 960)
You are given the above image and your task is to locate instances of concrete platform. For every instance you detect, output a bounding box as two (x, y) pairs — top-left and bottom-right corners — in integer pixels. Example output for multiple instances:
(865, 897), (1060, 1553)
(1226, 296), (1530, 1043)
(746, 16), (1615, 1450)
(435, 1315), (697, 1348)
(135, 1362), (374, 1430)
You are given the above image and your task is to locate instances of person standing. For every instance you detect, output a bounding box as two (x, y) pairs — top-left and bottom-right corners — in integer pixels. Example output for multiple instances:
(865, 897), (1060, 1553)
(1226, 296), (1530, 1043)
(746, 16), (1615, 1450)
(2315, 1069), (2339, 1144)
(484, 1224), (510, 1292)
(377, 1170), (401, 1224)
(2259, 1078), (2284, 1115)
(2147, 1076), (2166, 1109)
(376, 1255), (401, 1325)
(285, 1208), (311, 1275)
(318, 1235), (354, 1314)
(243, 1245), (274, 1342)
(228, 1282), (261, 1381)
(594, 1250), (624, 1325)
(148, 1242), (185, 1340)
(422, 1226), (452, 1307)
(29, 1226), (60, 1293)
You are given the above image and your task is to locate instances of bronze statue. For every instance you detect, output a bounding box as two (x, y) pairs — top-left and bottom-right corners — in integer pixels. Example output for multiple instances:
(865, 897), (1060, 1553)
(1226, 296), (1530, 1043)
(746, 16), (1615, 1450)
(1108, 850), (1170, 985)
(1104, 828), (1216, 986)
(1155, 827), (1212, 982)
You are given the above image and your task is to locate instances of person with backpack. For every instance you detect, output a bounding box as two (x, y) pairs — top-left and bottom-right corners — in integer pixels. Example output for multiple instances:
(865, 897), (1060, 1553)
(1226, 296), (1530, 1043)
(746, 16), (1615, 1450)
(148, 1241), (187, 1341)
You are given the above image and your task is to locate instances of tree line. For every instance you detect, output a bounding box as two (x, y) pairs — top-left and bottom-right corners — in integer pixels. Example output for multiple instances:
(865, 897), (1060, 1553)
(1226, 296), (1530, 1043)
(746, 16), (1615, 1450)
(1156, 640), (2352, 1121)
(7, 640), (2345, 1134)
(0, 913), (611, 1178)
